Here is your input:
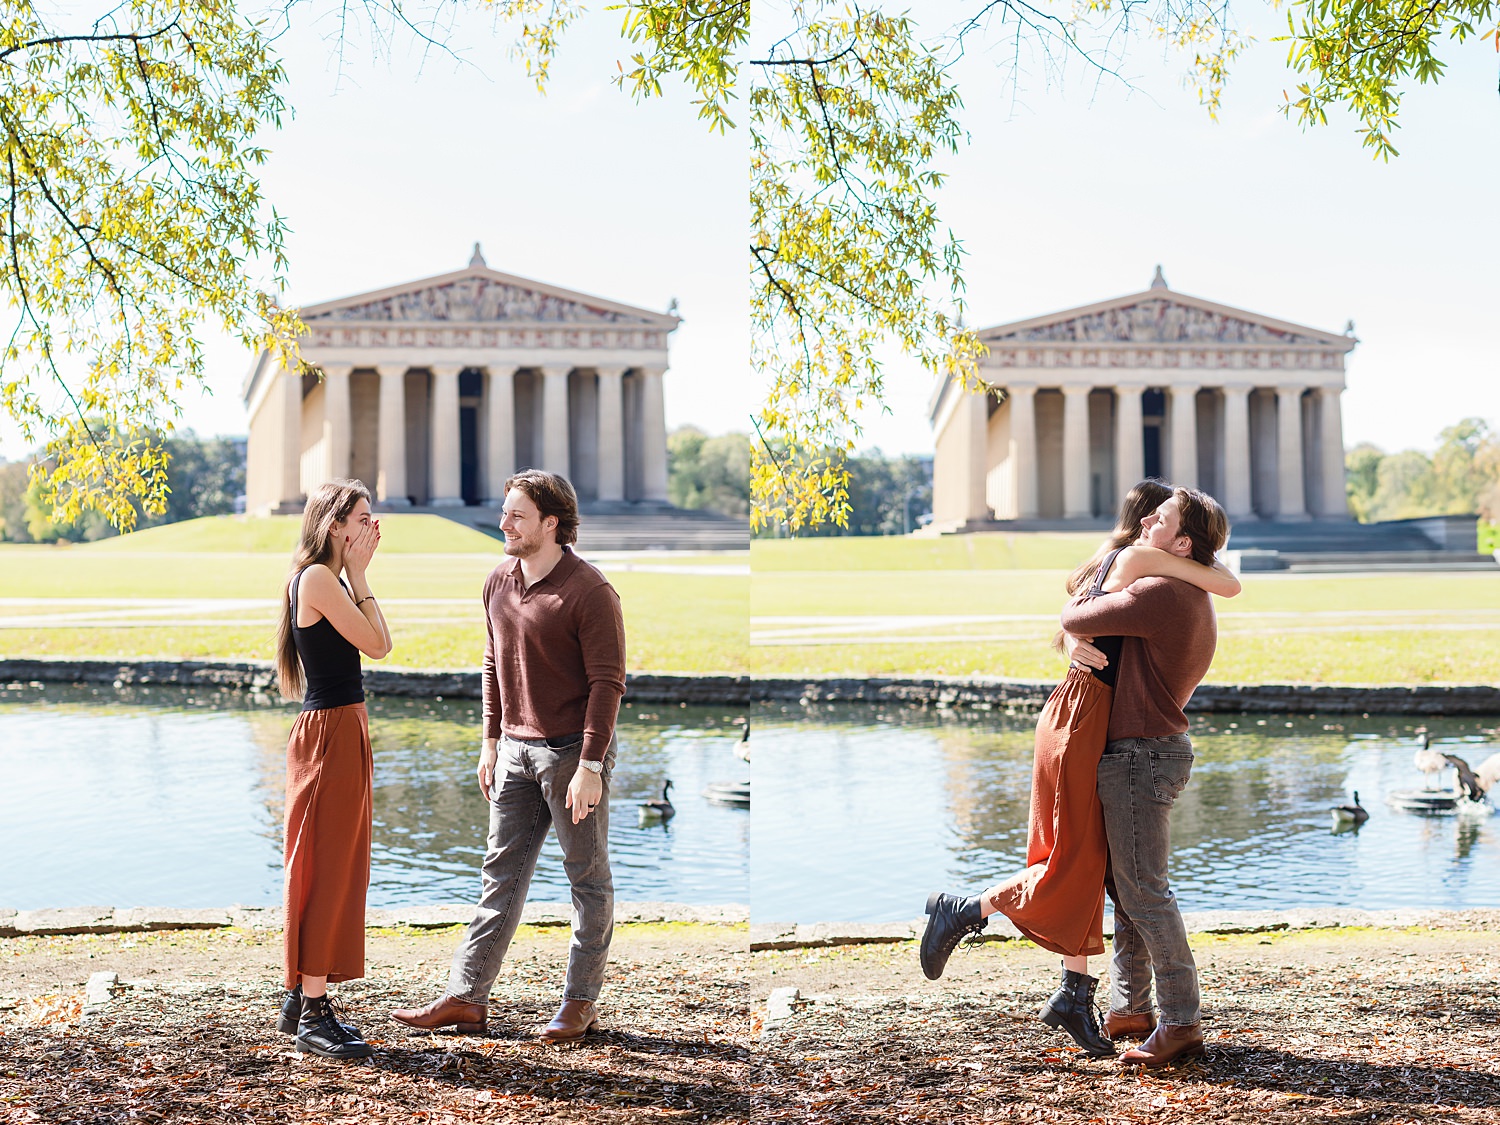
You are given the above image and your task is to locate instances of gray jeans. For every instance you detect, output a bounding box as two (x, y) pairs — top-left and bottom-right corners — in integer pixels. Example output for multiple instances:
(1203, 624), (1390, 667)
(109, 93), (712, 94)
(1097, 734), (1199, 1026)
(447, 733), (615, 1003)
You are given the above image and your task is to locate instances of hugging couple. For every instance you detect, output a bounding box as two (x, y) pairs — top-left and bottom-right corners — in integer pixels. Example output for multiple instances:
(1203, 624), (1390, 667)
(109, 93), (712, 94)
(921, 479), (1235, 1069)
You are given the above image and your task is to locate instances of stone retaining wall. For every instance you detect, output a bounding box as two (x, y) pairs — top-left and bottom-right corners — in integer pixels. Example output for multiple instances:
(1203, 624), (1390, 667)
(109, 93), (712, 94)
(3, 658), (1497, 714)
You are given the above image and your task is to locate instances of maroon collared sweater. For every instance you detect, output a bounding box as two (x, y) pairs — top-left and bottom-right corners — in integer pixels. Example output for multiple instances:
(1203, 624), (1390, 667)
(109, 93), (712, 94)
(1059, 576), (1217, 741)
(481, 547), (627, 762)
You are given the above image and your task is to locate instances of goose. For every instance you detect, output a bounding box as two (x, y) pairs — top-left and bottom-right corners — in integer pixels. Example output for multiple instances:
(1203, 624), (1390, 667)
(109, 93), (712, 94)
(1330, 791), (1369, 830)
(735, 717), (751, 764)
(1477, 752), (1500, 795)
(638, 780), (676, 824)
(1412, 730), (1448, 786)
(1441, 751), (1500, 804)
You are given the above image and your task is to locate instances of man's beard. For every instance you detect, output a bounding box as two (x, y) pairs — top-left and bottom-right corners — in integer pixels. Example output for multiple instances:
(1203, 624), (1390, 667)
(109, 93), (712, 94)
(504, 533), (540, 558)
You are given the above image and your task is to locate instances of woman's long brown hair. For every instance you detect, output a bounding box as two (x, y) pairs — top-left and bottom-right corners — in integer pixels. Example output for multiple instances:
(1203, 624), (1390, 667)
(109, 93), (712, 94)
(1065, 478), (1175, 595)
(274, 479), (372, 700)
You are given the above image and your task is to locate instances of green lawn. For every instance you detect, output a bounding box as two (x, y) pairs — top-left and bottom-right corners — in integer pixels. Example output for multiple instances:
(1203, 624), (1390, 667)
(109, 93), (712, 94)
(0, 516), (748, 673)
(751, 534), (1500, 684)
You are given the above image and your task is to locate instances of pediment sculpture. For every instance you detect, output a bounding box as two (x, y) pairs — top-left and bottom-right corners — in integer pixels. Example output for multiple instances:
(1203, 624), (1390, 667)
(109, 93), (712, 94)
(305, 277), (647, 325)
(990, 299), (1320, 345)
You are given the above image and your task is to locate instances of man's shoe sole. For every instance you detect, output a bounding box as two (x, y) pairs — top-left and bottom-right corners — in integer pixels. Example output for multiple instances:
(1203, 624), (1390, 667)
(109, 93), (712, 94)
(391, 1017), (487, 1035)
(540, 1017), (600, 1042)
(1120, 1044), (1205, 1068)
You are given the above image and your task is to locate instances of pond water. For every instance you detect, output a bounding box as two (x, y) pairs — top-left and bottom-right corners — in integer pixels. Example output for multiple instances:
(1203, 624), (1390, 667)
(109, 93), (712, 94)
(0, 685), (748, 909)
(751, 704), (1500, 923)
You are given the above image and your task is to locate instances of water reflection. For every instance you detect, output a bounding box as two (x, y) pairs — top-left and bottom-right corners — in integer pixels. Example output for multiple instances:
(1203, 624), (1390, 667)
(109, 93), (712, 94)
(0, 685), (748, 909)
(751, 703), (1500, 924)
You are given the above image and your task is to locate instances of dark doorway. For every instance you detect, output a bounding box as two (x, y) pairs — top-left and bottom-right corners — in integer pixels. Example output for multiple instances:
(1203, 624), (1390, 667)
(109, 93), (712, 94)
(460, 406), (479, 506)
(1144, 425), (1162, 480)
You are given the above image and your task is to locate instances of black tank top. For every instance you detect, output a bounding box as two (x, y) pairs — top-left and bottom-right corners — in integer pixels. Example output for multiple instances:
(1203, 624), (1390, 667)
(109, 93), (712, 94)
(1078, 547), (1126, 689)
(290, 568), (365, 711)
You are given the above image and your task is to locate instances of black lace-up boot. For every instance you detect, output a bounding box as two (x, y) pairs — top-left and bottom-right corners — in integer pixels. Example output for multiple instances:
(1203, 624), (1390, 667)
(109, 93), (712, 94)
(278, 985), (358, 1036)
(920, 892), (987, 980)
(296, 993), (374, 1059)
(1039, 969), (1116, 1057)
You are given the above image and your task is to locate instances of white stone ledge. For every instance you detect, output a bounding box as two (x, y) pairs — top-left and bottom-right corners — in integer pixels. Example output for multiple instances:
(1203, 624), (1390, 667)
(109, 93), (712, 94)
(0, 902), (748, 938)
(749, 908), (1500, 951)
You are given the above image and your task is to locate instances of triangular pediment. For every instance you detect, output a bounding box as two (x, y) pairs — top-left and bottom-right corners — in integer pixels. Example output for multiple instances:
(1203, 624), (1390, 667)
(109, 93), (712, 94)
(978, 288), (1353, 349)
(299, 264), (679, 329)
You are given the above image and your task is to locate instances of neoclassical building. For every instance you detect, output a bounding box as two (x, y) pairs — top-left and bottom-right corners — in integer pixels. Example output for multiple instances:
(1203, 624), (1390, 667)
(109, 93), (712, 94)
(244, 248), (680, 515)
(930, 270), (1358, 530)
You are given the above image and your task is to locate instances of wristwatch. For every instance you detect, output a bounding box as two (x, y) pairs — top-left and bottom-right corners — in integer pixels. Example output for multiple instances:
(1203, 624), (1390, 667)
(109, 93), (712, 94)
(577, 758), (604, 774)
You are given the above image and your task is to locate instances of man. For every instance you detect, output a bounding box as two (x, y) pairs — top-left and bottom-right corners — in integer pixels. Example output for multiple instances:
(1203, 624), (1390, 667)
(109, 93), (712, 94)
(392, 470), (626, 1041)
(1058, 487), (1230, 1068)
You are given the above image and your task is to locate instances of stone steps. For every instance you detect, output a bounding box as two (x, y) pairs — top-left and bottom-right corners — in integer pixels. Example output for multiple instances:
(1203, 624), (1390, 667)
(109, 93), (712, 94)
(434, 504), (750, 552)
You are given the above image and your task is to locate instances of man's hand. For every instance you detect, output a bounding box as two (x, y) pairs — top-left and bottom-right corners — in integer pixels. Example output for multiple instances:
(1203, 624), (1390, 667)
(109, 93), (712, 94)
(566, 766), (604, 825)
(476, 740), (499, 800)
(1064, 632), (1108, 671)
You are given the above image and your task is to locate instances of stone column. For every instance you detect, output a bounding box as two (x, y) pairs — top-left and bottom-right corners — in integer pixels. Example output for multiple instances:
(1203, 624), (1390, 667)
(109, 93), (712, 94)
(1221, 383), (1254, 519)
(321, 364), (352, 484)
(595, 366), (626, 503)
(1008, 384), (1039, 520)
(539, 365), (572, 480)
(1114, 383), (1145, 497)
(1318, 384), (1349, 519)
(1061, 384), (1092, 518)
(638, 366), (670, 503)
(376, 364), (410, 507)
(429, 364), (464, 507)
(484, 367), (516, 505)
(1276, 384), (1308, 519)
(1168, 383), (1200, 489)
(277, 365), (303, 510)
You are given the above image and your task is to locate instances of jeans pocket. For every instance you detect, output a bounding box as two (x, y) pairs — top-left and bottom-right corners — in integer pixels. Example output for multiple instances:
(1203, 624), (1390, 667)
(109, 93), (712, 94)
(1147, 751), (1194, 804)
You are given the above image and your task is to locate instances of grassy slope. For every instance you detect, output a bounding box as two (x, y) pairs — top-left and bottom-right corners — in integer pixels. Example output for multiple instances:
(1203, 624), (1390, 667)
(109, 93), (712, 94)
(749, 535), (1500, 684)
(0, 517), (748, 673)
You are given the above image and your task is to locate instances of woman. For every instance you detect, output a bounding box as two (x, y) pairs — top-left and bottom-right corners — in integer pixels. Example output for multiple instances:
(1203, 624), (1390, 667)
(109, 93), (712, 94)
(919, 479), (1239, 1056)
(273, 479), (392, 1059)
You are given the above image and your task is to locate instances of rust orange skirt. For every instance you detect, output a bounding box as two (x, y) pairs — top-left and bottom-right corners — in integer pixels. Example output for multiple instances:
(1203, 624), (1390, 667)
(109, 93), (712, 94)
(283, 703), (372, 989)
(986, 666), (1111, 958)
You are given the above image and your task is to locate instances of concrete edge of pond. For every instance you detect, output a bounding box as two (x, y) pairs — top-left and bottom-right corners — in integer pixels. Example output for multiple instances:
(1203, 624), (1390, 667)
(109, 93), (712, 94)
(4, 657), (1499, 714)
(0, 902), (749, 938)
(749, 907), (1500, 951)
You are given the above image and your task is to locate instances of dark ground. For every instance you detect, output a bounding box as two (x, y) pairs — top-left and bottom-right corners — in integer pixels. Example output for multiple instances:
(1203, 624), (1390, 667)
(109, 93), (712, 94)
(0, 923), (748, 1123)
(751, 927), (1500, 1123)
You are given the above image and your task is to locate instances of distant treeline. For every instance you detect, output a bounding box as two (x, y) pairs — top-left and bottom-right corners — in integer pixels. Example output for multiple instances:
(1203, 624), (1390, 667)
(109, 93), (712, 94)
(1346, 417), (1498, 526)
(0, 432), (245, 543)
(668, 427), (750, 518)
(754, 448), (933, 538)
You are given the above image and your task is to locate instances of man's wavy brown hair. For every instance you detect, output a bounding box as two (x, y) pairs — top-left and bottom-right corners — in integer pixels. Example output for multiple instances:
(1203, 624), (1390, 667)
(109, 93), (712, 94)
(504, 469), (580, 546)
(1173, 487), (1230, 565)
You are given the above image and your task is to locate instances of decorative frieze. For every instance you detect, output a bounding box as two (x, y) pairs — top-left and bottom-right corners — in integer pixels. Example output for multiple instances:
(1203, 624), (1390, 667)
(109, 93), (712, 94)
(990, 297), (1324, 345)
(304, 276), (652, 325)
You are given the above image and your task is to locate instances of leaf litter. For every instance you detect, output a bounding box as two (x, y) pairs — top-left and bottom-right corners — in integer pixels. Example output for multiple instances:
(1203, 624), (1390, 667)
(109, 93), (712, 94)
(0, 931), (749, 1123)
(752, 929), (1500, 1122)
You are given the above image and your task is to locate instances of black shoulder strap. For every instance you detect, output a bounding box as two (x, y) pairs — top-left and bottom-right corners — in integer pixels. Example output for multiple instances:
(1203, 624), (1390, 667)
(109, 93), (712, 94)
(1090, 547), (1127, 595)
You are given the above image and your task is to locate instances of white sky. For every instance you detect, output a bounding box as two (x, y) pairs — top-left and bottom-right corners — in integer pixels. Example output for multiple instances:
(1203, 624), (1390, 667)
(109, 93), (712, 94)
(849, 5), (1500, 458)
(0, 5), (748, 460)
(2, 5), (1495, 463)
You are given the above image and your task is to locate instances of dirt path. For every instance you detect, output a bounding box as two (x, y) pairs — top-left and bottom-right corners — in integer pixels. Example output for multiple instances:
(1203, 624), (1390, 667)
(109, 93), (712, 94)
(752, 928), (1500, 1123)
(0, 923), (748, 1123)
